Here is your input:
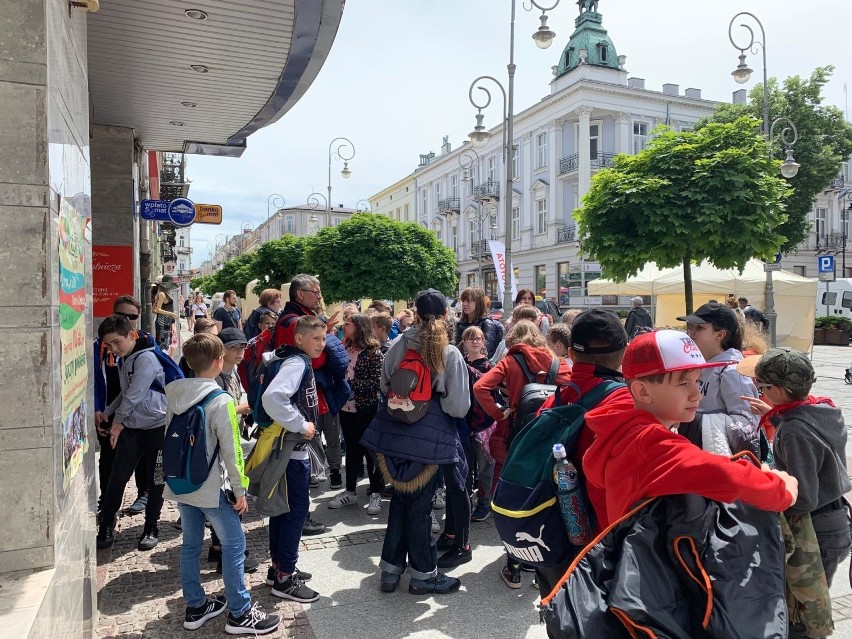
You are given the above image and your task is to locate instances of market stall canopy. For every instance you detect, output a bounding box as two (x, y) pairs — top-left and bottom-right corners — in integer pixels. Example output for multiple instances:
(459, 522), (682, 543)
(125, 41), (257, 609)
(87, 0), (343, 157)
(589, 259), (817, 351)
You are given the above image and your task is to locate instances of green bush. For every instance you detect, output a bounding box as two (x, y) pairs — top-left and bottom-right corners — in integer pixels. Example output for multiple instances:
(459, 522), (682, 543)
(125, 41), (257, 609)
(814, 316), (852, 331)
(615, 309), (629, 319)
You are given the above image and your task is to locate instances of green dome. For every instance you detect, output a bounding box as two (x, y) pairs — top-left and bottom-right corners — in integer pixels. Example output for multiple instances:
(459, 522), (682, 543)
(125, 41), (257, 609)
(556, 4), (620, 77)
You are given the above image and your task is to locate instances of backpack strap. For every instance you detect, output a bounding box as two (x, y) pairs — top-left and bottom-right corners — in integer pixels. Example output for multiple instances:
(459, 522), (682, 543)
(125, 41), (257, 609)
(511, 352), (537, 384)
(545, 358), (560, 384)
(198, 389), (230, 470)
(578, 379), (626, 409)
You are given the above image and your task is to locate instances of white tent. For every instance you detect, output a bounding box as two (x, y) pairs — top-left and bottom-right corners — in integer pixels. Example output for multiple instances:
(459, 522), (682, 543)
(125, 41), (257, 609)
(589, 259), (817, 351)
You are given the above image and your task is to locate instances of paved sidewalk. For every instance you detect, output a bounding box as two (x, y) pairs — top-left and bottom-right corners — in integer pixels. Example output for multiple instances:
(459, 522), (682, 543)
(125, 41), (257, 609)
(96, 345), (852, 638)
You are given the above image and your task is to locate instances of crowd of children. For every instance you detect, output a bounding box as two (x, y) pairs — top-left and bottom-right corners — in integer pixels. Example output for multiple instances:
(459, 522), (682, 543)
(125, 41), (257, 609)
(93, 282), (851, 638)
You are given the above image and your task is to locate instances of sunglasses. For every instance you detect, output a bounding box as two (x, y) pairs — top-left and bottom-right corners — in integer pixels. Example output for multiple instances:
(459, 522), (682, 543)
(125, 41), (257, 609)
(115, 311), (139, 320)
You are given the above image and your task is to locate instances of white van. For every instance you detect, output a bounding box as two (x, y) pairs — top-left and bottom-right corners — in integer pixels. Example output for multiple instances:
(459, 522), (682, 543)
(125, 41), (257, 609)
(816, 279), (852, 318)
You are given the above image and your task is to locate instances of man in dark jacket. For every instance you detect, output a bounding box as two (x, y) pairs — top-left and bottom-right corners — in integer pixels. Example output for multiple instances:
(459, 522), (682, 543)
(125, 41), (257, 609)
(272, 274), (350, 535)
(738, 296), (769, 331)
(623, 296), (653, 341)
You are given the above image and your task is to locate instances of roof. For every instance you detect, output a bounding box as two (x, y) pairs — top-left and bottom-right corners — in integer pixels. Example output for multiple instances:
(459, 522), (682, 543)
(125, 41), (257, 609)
(556, 4), (620, 77)
(87, 0), (344, 157)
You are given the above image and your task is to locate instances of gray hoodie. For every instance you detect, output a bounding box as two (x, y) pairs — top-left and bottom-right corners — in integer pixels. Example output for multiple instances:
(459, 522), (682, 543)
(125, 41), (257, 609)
(381, 326), (470, 418)
(104, 347), (167, 430)
(162, 378), (247, 509)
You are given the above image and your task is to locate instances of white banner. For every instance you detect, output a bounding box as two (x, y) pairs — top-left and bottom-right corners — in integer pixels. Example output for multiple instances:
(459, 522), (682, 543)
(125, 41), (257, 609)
(488, 240), (518, 301)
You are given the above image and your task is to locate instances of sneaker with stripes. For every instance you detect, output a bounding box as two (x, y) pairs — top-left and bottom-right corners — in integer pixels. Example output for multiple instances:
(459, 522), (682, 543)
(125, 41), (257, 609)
(183, 596), (226, 630)
(225, 603), (279, 635)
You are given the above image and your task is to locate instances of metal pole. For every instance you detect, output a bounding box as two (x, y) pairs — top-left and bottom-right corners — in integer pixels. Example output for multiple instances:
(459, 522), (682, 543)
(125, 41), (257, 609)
(503, 0), (517, 321)
(758, 21), (778, 347)
(478, 214), (484, 286)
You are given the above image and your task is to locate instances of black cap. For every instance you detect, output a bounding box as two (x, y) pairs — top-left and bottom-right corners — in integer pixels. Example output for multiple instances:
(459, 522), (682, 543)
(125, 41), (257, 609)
(218, 327), (248, 347)
(415, 289), (448, 318)
(569, 309), (628, 354)
(677, 302), (739, 336)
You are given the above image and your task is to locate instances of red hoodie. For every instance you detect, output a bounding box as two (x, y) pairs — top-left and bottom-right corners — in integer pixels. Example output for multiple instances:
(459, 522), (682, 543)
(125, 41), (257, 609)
(583, 393), (793, 529)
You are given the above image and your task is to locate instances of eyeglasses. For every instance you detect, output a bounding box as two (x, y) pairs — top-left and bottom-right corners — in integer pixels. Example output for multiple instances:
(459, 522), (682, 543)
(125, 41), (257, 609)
(755, 382), (773, 395)
(464, 336), (484, 342)
(302, 289), (322, 298)
(115, 312), (139, 320)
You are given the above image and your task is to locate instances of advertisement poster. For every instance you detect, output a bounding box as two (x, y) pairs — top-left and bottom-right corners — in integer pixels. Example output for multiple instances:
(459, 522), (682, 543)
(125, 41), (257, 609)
(93, 245), (134, 317)
(488, 240), (519, 300)
(60, 199), (89, 490)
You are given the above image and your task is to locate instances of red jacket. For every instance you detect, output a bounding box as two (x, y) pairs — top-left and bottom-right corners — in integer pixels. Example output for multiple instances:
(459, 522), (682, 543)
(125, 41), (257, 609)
(583, 393), (793, 529)
(473, 344), (571, 423)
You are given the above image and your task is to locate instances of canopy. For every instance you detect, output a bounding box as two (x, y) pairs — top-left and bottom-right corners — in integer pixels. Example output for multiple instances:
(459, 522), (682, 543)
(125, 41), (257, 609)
(589, 259), (817, 351)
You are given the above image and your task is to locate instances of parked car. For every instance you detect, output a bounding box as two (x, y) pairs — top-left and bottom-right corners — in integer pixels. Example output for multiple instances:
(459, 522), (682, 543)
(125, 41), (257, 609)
(489, 300), (504, 322)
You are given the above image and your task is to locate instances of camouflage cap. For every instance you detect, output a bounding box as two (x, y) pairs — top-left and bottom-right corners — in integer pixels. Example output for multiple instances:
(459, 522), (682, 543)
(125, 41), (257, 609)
(754, 347), (816, 395)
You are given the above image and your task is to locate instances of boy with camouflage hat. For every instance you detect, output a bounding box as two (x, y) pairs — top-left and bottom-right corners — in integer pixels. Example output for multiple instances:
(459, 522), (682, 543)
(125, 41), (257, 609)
(743, 347), (851, 638)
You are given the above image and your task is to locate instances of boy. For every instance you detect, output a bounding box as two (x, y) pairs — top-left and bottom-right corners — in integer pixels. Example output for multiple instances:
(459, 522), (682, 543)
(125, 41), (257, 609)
(165, 333), (279, 635)
(250, 315), (327, 603)
(545, 322), (571, 360)
(582, 329), (798, 531)
(751, 348), (852, 585)
(96, 315), (168, 551)
(371, 312), (394, 354)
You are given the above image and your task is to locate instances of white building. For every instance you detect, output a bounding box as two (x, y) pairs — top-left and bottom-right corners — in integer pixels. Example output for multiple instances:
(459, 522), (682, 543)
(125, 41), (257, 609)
(372, 3), (718, 306)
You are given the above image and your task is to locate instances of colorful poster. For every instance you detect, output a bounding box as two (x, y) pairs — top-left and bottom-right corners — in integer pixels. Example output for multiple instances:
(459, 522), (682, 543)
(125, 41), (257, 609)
(92, 245), (134, 317)
(60, 199), (90, 490)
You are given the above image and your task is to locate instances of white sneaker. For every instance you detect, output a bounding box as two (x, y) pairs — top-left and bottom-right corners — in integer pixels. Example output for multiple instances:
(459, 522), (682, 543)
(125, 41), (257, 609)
(432, 486), (446, 509)
(366, 492), (382, 515)
(431, 511), (441, 534)
(328, 491), (357, 509)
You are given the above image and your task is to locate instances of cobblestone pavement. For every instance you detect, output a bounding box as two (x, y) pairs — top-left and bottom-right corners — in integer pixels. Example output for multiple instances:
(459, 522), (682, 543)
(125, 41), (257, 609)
(96, 345), (852, 638)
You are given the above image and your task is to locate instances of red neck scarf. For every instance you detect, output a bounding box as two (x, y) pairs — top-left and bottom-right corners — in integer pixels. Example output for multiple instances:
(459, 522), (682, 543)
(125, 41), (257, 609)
(759, 395), (835, 442)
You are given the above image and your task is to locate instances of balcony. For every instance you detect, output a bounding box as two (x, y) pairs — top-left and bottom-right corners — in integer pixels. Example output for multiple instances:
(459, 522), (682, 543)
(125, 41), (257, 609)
(817, 233), (846, 250)
(473, 180), (500, 201)
(160, 152), (190, 200)
(176, 245), (192, 254)
(438, 197), (461, 215)
(556, 225), (577, 243)
(829, 175), (845, 190)
(559, 152), (616, 175)
(470, 239), (490, 259)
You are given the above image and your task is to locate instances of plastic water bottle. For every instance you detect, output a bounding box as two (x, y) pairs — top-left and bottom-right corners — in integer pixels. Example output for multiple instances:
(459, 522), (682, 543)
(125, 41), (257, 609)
(552, 443), (595, 546)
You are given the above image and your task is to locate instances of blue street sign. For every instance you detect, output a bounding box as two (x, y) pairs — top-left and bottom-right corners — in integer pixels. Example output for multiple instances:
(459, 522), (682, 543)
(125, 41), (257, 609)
(140, 199), (170, 221)
(168, 198), (196, 227)
(818, 255), (835, 273)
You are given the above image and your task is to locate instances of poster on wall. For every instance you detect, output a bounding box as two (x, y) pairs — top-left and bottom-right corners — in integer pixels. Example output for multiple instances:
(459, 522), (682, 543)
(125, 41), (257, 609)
(60, 199), (90, 490)
(93, 245), (134, 317)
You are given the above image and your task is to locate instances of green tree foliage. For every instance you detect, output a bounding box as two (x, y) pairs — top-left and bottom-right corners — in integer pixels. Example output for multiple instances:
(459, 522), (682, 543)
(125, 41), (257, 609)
(576, 117), (790, 313)
(705, 66), (852, 251)
(304, 213), (457, 302)
(209, 252), (256, 295)
(250, 235), (307, 294)
(190, 275), (215, 293)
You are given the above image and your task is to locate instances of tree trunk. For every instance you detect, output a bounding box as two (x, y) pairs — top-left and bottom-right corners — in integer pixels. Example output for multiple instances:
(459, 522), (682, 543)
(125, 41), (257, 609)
(683, 253), (693, 315)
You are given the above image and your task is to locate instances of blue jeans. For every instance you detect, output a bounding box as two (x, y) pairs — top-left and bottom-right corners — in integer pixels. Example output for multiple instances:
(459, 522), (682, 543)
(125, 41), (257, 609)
(178, 491), (251, 617)
(379, 470), (440, 580)
(268, 457), (310, 574)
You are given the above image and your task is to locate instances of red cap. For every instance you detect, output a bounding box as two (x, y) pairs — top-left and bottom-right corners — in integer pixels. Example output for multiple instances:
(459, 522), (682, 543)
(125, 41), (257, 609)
(623, 330), (731, 379)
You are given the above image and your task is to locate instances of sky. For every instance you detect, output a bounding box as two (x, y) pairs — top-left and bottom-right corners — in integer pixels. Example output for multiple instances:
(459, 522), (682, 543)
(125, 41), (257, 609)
(186, 0), (852, 265)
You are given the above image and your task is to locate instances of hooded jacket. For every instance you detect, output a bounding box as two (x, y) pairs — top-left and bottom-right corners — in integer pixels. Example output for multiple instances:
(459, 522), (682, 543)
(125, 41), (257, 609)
(773, 401), (852, 516)
(624, 306), (653, 340)
(583, 393), (793, 529)
(162, 378), (247, 508)
(103, 338), (167, 430)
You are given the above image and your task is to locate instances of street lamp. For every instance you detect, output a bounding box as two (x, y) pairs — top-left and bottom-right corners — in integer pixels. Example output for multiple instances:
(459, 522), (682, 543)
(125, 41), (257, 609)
(267, 194), (285, 243)
(729, 11), (801, 347)
(306, 192), (328, 231)
(327, 137), (355, 218)
(355, 199), (372, 212)
(468, 0), (562, 321)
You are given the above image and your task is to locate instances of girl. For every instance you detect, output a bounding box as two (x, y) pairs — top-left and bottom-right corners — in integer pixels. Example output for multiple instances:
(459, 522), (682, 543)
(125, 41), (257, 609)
(491, 304), (541, 363)
(328, 314), (384, 515)
(361, 289), (470, 595)
(546, 323), (572, 360)
(515, 289), (550, 335)
(152, 275), (179, 353)
(454, 287), (504, 359)
(190, 292), (208, 332)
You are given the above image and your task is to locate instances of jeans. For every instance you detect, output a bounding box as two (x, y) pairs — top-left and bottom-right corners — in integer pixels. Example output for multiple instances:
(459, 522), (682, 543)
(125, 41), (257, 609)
(97, 423), (147, 510)
(100, 426), (165, 530)
(473, 437), (494, 503)
(178, 491), (251, 617)
(340, 406), (382, 493)
(380, 470), (440, 580)
(268, 457), (310, 574)
(441, 463), (470, 547)
(812, 506), (852, 586)
(310, 412), (342, 471)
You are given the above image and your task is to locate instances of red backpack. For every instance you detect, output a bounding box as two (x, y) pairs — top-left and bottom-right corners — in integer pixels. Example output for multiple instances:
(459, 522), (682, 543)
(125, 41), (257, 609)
(386, 349), (432, 424)
(237, 315), (299, 391)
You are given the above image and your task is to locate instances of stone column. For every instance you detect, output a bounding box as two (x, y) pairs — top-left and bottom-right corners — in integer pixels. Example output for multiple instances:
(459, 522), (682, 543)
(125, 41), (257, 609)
(617, 112), (631, 155)
(577, 106), (593, 199)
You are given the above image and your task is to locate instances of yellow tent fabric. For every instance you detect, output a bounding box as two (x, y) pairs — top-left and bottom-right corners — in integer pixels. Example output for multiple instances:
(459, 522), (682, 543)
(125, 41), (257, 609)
(589, 259), (816, 351)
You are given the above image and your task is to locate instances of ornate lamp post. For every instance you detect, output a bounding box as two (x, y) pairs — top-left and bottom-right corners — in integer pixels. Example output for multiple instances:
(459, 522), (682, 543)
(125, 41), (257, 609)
(306, 192), (328, 232)
(468, 0), (561, 321)
(729, 11), (801, 347)
(266, 194), (285, 243)
(327, 137), (355, 221)
(355, 199), (372, 212)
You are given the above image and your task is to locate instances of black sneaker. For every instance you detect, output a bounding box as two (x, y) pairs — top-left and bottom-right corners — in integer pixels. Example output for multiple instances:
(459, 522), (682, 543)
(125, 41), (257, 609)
(329, 469), (343, 489)
(96, 522), (115, 550)
(408, 572), (461, 595)
(271, 573), (320, 603)
(183, 596), (226, 630)
(301, 517), (326, 536)
(437, 545), (472, 569)
(381, 485), (394, 498)
(138, 526), (159, 551)
(501, 563), (522, 589)
(122, 494), (148, 516)
(266, 565), (312, 585)
(435, 533), (457, 551)
(225, 603), (280, 636)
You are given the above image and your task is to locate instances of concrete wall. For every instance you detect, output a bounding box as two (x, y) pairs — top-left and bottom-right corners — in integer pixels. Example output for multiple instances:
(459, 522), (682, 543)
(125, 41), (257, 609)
(0, 0), (96, 637)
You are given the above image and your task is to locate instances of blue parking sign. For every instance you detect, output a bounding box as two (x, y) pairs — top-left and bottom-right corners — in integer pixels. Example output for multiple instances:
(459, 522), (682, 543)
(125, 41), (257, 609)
(818, 255), (835, 273)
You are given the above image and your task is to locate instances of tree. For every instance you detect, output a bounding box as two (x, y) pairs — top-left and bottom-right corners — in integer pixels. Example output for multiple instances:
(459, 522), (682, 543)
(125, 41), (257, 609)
(189, 275), (215, 293)
(705, 66), (852, 251)
(210, 252), (256, 295)
(304, 213), (458, 302)
(249, 235), (307, 294)
(576, 117), (790, 313)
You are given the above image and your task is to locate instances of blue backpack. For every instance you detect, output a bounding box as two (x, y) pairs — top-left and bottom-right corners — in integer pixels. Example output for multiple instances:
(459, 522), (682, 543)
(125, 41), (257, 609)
(127, 343), (185, 393)
(163, 389), (229, 495)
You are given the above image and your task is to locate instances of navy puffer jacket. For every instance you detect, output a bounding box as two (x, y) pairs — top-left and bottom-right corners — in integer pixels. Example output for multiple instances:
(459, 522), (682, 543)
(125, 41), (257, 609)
(314, 333), (351, 416)
(455, 316), (504, 359)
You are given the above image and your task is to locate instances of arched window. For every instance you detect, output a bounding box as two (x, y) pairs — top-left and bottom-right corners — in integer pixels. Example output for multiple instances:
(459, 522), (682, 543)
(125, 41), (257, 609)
(597, 43), (608, 63)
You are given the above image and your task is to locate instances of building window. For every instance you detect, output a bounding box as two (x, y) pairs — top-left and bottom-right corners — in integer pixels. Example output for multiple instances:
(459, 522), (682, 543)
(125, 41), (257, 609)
(534, 265), (547, 297)
(487, 156), (496, 183)
(395, 207), (401, 220)
(597, 43), (608, 63)
(842, 207), (849, 239)
(511, 206), (520, 240)
(793, 265), (806, 277)
(404, 204), (410, 220)
(467, 273), (476, 287)
(536, 132), (548, 169)
(435, 182), (442, 204)
(451, 225), (458, 252)
(557, 262), (570, 306)
(536, 199), (547, 235)
(451, 174), (459, 198)
(589, 123), (600, 160)
(469, 218), (478, 244)
(512, 144), (519, 177)
(421, 189), (428, 216)
(332, 217), (343, 226)
(816, 207), (827, 238)
(179, 237), (185, 247)
(633, 122), (649, 154)
(284, 215), (295, 233)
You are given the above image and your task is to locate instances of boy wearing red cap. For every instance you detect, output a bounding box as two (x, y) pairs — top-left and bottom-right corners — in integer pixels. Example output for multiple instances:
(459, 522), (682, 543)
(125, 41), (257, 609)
(582, 330), (799, 529)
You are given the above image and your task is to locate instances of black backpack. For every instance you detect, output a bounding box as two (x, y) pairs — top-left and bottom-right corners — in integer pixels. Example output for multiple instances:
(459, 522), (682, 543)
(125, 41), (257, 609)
(510, 353), (560, 438)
